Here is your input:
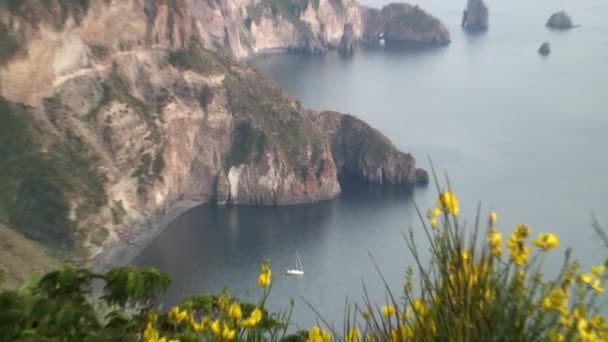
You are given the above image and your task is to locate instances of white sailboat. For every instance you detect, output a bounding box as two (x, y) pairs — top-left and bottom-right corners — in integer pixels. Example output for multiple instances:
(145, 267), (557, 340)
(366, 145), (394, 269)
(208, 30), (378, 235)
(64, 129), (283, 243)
(286, 251), (304, 276)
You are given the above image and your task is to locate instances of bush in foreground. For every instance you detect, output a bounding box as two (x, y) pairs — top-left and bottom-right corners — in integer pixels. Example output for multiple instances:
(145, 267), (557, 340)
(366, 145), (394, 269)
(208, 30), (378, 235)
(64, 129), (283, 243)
(1, 178), (607, 341)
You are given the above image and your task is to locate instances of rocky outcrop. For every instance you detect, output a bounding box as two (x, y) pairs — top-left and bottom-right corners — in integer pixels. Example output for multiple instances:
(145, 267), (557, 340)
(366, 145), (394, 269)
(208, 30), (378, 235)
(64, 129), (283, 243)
(310, 111), (426, 186)
(538, 42), (551, 56)
(339, 23), (356, 55)
(0, 0), (426, 258)
(462, 0), (489, 31)
(546, 11), (575, 30)
(374, 4), (450, 45)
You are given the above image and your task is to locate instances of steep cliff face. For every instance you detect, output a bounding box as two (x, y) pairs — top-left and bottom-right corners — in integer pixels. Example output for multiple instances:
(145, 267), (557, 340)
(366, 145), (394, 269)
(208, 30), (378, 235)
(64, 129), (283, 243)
(0, 0), (448, 67)
(0, 0), (426, 261)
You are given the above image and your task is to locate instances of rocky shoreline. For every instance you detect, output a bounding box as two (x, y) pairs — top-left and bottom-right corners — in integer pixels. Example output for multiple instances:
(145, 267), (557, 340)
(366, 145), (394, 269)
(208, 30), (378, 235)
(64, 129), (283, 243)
(88, 200), (201, 272)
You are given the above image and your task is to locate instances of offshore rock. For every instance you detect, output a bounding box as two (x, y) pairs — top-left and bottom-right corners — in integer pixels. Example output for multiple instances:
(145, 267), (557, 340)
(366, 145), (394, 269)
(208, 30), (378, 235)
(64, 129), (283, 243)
(338, 23), (356, 55)
(538, 42), (551, 56)
(461, 0), (489, 31)
(546, 11), (575, 30)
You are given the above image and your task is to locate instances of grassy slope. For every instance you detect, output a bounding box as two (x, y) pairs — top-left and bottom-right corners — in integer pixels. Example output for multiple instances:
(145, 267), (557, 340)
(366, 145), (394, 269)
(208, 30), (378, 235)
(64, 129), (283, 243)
(0, 97), (106, 248)
(0, 223), (59, 289)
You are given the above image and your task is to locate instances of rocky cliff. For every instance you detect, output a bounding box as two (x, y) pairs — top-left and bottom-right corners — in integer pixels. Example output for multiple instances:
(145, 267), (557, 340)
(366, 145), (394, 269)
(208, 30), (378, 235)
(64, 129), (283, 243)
(310, 111), (426, 184)
(0, 0), (428, 262)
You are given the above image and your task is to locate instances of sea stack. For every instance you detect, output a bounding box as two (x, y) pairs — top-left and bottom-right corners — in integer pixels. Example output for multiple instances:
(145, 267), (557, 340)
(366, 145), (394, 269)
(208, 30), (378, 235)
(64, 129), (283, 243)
(462, 0), (489, 31)
(538, 42), (551, 56)
(546, 11), (575, 30)
(338, 23), (356, 56)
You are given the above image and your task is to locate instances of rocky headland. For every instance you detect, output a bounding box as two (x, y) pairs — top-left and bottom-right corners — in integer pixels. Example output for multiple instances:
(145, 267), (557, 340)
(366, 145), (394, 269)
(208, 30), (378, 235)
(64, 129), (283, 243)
(0, 0), (435, 273)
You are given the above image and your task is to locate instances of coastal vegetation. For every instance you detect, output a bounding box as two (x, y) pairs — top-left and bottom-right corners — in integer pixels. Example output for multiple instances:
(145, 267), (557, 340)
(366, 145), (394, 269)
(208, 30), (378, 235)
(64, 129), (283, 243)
(1, 177), (606, 341)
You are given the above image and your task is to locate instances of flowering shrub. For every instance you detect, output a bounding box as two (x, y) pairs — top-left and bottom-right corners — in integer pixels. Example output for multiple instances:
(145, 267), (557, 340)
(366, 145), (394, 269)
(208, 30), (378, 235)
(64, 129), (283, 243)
(350, 185), (608, 342)
(0, 179), (606, 341)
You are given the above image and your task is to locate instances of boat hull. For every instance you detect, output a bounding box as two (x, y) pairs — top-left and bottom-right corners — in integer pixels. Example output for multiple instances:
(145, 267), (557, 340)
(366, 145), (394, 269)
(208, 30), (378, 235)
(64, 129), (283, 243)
(286, 269), (304, 276)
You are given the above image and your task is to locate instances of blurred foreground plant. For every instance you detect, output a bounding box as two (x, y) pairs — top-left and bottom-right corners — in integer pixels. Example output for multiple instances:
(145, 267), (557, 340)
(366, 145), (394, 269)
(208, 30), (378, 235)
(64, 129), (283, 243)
(333, 173), (608, 341)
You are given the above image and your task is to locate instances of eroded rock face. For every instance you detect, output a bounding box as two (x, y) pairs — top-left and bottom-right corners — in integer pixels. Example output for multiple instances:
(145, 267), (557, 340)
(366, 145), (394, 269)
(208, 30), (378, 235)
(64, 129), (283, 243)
(546, 11), (575, 30)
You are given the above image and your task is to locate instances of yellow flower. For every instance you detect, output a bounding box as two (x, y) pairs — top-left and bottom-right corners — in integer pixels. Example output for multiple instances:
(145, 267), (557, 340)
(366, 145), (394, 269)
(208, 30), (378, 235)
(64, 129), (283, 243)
(381, 304), (396, 317)
(400, 324), (415, 339)
(461, 250), (472, 263)
(438, 191), (460, 216)
(308, 325), (332, 342)
(541, 288), (569, 315)
(578, 319), (598, 342)
(168, 307), (188, 324)
(427, 208), (441, 220)
(229, 303), (242, 320)
(510, 246), (531, 267)
(489, 211), (497, 226)
(580, 273), (604, 293)
(258, 263), (272, 288)
(190, 313), (209, 332)
(508, 226), (532, 266)
(413, 299), (427, 316)
(532, 233), (560, 251)
(514, 225), (530, 239)
(548, 329), (565, 342)
(211, 320), (222, 336)
(222, 325), (236, 340)
(592, 265), (606, 277)
(430, 217), (438, 229)
(346, 328), (361, 342)
(573, 307), (587, 321)
(488, 229), (503, 257)
(218, 293), (231, 312)
(144, 322), (160, 342)
(240, 307), (263, 328)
